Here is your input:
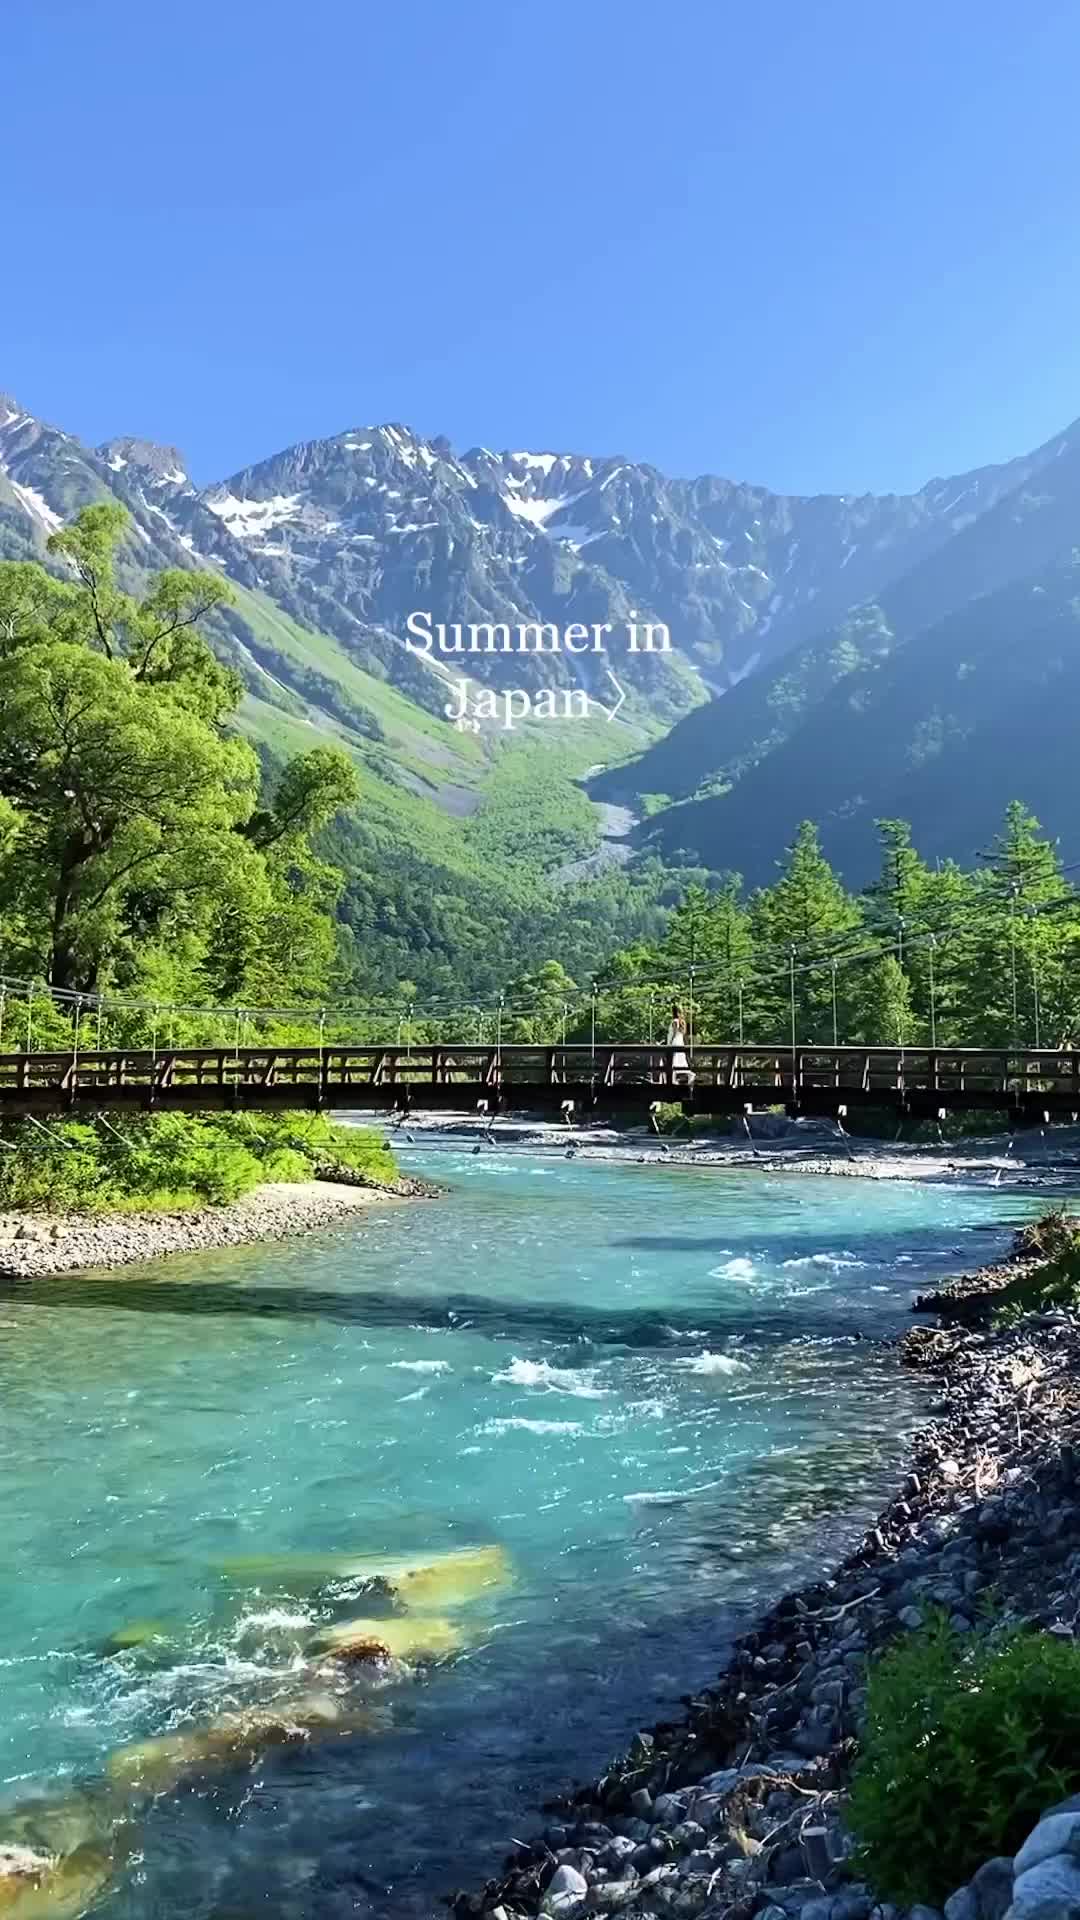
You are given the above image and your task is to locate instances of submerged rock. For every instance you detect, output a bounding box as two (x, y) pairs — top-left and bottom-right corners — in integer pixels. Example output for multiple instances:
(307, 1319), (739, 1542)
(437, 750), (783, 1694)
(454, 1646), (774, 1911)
(106, 1690), (377, 1793)
(220, 1542), (512, 1611)
(310, 1612), (462, 1663)
(0, 1844), (113, 1919)
(0, 1794), (128, 1920)
(99, 1619), (170, 1655)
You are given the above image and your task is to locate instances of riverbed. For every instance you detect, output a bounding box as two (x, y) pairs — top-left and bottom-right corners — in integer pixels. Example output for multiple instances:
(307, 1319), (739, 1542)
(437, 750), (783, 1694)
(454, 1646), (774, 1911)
(0, 1155), (1041, 1918)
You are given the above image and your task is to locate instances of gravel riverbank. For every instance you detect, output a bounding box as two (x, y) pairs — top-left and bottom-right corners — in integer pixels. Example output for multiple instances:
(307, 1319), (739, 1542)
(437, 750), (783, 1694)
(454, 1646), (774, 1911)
(0, 1174), (437, 1279)
(398, 1114), (1080, 1190)
(452, 1278), (1080, 1920)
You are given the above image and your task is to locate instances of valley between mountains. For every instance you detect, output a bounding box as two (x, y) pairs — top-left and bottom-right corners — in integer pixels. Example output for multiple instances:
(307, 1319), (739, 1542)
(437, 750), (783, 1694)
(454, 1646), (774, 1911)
(3, 391), (1078, 991)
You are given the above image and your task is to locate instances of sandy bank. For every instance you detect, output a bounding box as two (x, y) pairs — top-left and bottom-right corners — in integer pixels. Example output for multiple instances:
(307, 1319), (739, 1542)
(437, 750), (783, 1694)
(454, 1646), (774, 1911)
(0, 1177), (422, 1280)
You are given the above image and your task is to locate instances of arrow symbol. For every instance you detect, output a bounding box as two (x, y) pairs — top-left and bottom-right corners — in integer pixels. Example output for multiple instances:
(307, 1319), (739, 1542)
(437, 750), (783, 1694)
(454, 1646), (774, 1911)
(602, 668), (626, 722)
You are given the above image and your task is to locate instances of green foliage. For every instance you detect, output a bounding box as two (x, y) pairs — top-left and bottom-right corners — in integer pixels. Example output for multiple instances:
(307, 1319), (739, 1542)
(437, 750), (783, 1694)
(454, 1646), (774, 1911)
(114, 1113), (264, 1205)
(848, 1616), (1080, 1902)
(853, 954), (916, 1045)
(209, 1110), (398, 1186)
(594, 803), (1080, 1050)
(504, 961), (579, 1042)
(636, 549), (1080, 891)
(750, 821), (862, 1040)
(1014, 1205), (1079, 1262)
(0, 1112), (396, 1213)
(0, 507), (358, 1010)
(991, 1219), (1080, 1325)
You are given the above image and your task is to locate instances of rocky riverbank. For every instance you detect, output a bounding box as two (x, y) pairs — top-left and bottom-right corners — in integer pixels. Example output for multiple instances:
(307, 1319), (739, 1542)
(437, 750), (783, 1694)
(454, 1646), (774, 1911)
(452, 1284), (1080, 1920)
(0, 1173), (437, 1280)
(399, 1114), (1080, 1190)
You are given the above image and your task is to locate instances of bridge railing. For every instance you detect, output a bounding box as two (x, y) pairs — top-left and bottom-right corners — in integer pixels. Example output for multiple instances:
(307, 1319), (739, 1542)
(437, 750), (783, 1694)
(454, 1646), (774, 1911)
(0, 1043), (1079, 1109)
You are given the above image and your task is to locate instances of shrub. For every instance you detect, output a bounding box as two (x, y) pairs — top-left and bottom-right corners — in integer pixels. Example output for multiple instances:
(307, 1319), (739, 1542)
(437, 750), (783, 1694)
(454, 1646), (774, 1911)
(0, 1119), (124, 1212)
(848, 1615), (1080, 1902)
(211, 1111), (397, 1185)
(1013, 1206), (1080, 1262)
(0, 1111), (398, 1213)
(260, 1147), (311, 1184)
(115, 1113), (263, 1205)
(992, 1221), (1080, 1326)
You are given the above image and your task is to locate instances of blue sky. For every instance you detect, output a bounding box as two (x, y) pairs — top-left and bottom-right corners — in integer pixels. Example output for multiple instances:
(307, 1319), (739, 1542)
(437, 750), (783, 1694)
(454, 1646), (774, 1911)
(5, 0), (1080, 492)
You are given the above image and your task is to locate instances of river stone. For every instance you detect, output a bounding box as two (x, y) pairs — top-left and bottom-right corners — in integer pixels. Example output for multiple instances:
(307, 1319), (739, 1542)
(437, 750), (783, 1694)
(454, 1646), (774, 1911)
(591, 1885), (639, 1911)
(944, 1888), (978, 1920)
(970, 1858), (1014, 1920)
(1008, 1855), (1080, 1920)
(670, 1822), (707, 1849)
(544, 1863), (588, 1917)
(0, 1846), (54, 1879)
(600, 1838), (637, 1866)
(898, 1606), (925, 1630)
(792, 1721), (835, 1757)
(831, 1896), (873, 1920)
(1015, 1815), (1080, 1874)
(908, 1907), (945, 1920)
(681, 1851), (717, 1877)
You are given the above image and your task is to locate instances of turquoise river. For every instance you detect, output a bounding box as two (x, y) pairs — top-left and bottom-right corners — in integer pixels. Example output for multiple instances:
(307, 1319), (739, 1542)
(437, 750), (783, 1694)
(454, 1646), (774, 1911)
(0, 1152), (1038, 1919)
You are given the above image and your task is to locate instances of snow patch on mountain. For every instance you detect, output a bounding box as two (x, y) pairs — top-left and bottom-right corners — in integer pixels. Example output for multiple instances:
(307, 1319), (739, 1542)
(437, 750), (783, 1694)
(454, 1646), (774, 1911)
(510, 452), (560, 476)
(10, 482), (61, 533)
(205, 492), (302, 538)
(502, 490), (585, 529)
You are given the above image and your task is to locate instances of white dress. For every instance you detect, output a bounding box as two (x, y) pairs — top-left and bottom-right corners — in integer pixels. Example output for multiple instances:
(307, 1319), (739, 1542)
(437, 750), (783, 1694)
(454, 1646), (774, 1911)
(666, 1021), (692, 1080)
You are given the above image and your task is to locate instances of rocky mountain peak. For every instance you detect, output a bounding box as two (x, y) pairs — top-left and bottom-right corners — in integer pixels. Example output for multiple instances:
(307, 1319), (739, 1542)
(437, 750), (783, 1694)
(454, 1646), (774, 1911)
(98, 437), (190, 488)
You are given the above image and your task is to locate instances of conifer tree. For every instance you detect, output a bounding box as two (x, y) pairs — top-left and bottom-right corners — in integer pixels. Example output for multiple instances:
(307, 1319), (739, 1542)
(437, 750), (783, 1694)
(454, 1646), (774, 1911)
(750, 822), (860, 1043)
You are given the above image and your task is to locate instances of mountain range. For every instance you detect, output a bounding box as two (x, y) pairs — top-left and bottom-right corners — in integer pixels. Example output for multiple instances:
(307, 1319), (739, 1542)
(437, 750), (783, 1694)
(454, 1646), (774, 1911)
(1, 388), (1078, 918)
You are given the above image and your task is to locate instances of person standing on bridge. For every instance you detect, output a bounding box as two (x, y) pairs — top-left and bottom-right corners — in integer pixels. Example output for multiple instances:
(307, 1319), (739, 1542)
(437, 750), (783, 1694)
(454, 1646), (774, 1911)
(666, 1003), (694, 1085)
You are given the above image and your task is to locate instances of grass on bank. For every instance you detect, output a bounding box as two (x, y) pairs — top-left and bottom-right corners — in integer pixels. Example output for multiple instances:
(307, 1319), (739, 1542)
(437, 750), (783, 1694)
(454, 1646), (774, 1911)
(848, 1613), (1080, 1902)
(0, 1112), (397, 1213)
(988, 1207), (1080, 1324)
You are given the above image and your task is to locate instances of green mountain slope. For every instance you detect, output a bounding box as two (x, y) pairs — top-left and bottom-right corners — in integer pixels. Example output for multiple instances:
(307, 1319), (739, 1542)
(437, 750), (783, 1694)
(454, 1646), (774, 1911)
(650, 555), (1080, 884)
(596, 419), (1080, 816)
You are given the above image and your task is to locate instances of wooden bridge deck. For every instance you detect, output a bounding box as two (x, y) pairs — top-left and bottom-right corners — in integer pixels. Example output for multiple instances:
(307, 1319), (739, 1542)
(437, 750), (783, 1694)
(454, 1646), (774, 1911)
(0, 1042), (1078, 1120)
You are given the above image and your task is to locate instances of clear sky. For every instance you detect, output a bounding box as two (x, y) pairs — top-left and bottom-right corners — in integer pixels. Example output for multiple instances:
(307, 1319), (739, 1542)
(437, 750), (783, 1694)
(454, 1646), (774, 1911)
(5, 0), (1080, 493)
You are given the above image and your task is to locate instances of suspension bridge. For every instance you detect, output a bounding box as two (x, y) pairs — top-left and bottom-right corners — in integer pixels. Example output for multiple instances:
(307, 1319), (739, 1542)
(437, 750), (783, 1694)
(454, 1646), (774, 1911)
(1, 1041), (1078, 1121)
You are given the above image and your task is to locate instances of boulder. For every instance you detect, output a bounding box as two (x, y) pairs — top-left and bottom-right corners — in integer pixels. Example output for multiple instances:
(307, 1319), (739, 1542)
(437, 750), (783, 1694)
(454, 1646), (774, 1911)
(309, 1613), (462, 1663)
(970, 1859), (1014, 1920)
(0, 1844), (113, 1919)
(106, 1690), (369, 1793)
(1008, 1855), (1080, 1920)
(543, 1863), (588, 1917)
(1015, 1816), (1080, 1875)
(99, 1620), (169, 1655)
(219, 1543), (511, 1611)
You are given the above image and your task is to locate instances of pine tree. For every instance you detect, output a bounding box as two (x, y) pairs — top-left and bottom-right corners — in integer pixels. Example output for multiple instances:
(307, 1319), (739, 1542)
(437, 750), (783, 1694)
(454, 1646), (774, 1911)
(749, 822), (860, 1042)
(960, 803), (1078, 1046)
(853, 954), (916, 1045)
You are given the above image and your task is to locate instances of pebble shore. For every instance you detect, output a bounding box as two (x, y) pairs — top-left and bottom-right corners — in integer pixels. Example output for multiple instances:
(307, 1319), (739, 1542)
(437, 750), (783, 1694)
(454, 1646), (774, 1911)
(452, 1275), (1080, 1920)
(403, 1114), (1080, 1189)
(0, 1173), (437, 1280)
